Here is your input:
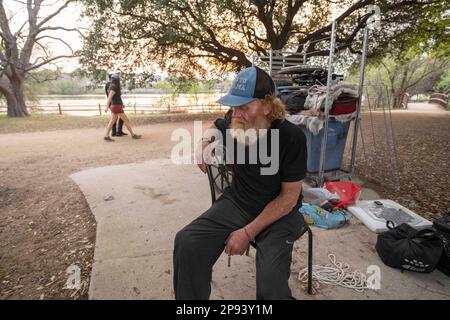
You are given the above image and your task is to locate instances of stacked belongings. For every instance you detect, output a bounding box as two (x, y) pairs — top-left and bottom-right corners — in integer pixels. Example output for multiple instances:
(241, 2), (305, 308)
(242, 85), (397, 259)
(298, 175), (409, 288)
(300, 187), (348, 229)
(276, 65), (358, 173)
(276, 65), (358, 135)
(299, 182), (362, 230)
(280, 88), (309, 114)
(277, 65), (330, 115)
(288, 81), (359, 135)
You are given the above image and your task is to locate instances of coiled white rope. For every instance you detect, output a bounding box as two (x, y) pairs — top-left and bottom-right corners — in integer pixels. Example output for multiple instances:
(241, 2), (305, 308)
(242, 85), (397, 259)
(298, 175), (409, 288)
(298, 253), (368, 292)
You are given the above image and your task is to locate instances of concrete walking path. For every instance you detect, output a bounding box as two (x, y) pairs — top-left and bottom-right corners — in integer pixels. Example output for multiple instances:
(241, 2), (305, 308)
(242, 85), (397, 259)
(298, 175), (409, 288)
(71, 159), (450, 300)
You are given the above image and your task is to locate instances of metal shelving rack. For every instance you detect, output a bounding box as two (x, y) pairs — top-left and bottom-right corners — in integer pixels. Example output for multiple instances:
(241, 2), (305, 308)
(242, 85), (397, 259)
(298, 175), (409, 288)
(255, 14), (375, 187)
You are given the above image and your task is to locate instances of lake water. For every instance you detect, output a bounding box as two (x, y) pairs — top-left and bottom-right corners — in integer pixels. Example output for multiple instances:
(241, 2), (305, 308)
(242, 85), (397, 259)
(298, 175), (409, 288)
(1, 93), (227, 116)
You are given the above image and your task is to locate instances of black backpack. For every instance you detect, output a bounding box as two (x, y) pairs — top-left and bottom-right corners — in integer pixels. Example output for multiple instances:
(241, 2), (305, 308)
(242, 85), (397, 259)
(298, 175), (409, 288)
(433, 213), (450, 277)
(376, 222), (443, 273)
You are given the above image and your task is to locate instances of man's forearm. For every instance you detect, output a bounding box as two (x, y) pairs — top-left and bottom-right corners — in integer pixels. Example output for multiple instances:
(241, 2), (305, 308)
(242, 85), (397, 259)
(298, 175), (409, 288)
(244, 191), (301, 241)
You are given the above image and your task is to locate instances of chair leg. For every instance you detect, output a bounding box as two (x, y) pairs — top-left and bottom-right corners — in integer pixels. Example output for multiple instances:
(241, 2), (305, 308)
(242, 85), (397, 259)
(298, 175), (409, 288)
(307, 227), (313, 295)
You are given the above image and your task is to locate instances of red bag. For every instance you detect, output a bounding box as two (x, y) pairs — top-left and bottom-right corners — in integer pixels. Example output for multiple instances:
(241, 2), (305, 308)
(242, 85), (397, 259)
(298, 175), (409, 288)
(330, 97), (357, 115)
(324, 181), (362, 208)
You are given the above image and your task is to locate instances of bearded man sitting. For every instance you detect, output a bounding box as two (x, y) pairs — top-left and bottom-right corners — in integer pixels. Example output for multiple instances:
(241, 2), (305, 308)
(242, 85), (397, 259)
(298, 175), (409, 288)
(173, 66), (308, 300)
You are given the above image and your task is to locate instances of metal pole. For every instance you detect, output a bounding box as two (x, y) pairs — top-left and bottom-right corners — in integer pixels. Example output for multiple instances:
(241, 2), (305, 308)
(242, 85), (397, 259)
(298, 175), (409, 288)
(269, 49), (273, 76)
(349, 26), (369, 177)
(317, 20), (337, 187)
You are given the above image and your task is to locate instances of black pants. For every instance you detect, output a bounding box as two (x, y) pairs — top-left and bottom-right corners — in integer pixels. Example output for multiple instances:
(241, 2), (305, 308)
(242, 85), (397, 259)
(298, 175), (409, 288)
(173, 196), (306, 300)
(112, 118), (125, 135)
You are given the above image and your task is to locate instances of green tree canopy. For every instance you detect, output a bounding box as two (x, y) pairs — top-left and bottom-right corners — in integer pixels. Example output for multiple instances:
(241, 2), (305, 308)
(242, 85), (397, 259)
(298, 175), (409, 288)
(80, 0), (449, 76)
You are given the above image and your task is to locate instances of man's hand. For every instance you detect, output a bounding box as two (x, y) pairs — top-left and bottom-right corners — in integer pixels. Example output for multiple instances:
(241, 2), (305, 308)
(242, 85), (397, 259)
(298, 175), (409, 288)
(104, 108), (108, 113)
(224, 228), (251, 256)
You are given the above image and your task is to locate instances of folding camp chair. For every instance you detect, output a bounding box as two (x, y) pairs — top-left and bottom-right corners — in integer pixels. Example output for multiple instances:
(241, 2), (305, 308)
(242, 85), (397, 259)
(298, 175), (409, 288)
(205, 152), (314, 295)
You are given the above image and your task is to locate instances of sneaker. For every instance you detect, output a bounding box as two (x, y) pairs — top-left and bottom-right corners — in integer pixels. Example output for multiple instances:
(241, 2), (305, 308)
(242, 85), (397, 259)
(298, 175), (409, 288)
(132, 134), (142, 139)
(104, 136), (114, 141)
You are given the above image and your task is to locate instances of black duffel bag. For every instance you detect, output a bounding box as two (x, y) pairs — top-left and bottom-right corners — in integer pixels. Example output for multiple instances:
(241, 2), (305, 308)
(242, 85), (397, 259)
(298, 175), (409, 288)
(433, 213), (450, 277)
(376, 221), (443, 273)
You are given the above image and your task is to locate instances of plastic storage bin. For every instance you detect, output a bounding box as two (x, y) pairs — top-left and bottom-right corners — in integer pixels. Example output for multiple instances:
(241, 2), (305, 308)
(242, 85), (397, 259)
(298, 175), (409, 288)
(299, 118), (350, 173)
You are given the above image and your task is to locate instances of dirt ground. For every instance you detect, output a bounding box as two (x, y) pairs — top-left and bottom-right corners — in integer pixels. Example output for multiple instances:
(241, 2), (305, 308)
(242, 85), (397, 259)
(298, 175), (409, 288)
(0, 109), (449, 299)
(343, 109), (450, 221)
(0, 114), (219, 300)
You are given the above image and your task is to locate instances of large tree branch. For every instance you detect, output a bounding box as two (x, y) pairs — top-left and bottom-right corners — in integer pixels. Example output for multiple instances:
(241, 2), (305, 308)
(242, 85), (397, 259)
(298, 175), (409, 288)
(20, 0), (40, 69)
(36, 26), (86, 38)
(340, 14), (371, 48)
(277, 0), (305, 48)
(14, 19), (29, 38)
(178, 3), (251, 66)
(36, 35), (75, 54)
(34, 40), (51, 59)
(26, 70), (59, 82)
(25, 54), (75, 72)
(109, 1), (251, 67)
(0, 1), (20, 66)
(405, 60), (449, 89)
(297, 0), (373, 49)
(36, 0), (73, 29)
(251, 0), (277, 45)
(0, 1), (15, 41)
(27, 0), (39, 29)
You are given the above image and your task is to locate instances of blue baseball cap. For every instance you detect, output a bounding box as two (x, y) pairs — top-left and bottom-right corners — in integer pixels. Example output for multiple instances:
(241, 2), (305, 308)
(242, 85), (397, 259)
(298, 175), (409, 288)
(216, 66), (276, 107)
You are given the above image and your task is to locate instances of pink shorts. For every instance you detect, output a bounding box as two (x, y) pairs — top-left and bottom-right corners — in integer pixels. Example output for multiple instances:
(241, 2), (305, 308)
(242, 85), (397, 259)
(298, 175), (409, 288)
(110, 104), (124, 114)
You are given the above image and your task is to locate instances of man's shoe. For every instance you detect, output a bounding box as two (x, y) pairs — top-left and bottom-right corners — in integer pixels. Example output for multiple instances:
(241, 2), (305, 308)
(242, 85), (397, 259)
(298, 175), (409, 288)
(104, 136), (114, 142)
(118, 132), (128, 136)
(112, 133), (117, 136)
(132, 134), (142, 139)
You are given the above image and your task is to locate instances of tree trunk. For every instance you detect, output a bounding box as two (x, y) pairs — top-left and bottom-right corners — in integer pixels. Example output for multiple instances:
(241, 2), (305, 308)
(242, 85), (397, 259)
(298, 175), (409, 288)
(5, 75), (28, 117)
(392, 91), (406, 109)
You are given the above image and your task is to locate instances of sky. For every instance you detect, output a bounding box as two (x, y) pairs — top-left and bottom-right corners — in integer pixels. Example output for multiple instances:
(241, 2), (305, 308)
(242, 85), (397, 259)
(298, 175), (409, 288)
(5, 0), (87, 72)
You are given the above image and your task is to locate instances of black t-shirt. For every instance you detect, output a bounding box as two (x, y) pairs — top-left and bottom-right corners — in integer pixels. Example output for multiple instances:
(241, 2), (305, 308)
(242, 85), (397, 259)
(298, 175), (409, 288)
(214, 116), (307, 217)
(108, 83), (123, 105)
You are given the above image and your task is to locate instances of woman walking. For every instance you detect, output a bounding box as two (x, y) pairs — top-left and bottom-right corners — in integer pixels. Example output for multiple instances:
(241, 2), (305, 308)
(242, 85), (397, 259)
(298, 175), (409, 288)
(104, 74), (141, 141)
